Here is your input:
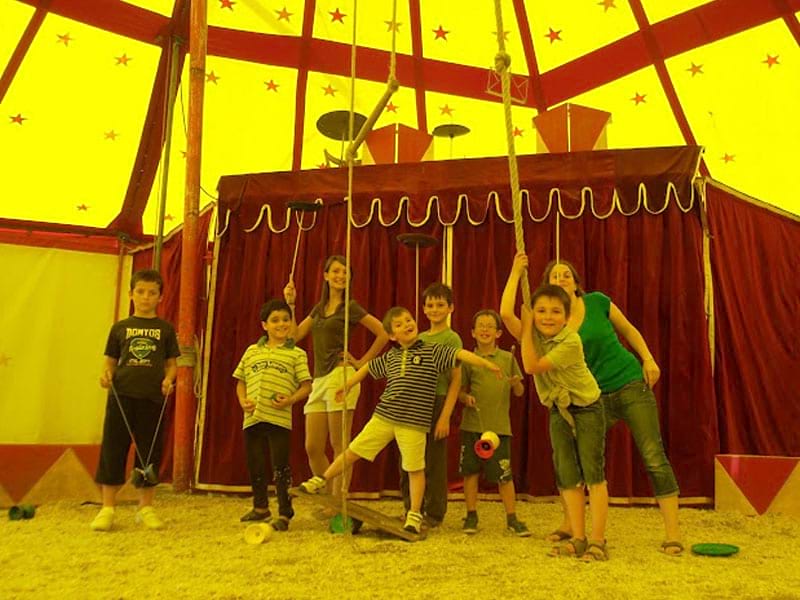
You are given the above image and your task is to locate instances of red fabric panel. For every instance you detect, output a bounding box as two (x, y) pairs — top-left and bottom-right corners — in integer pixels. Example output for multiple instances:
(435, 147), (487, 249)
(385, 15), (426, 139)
(219, 147), (701, 228)
(716, 455), (799, 514)
(452, 203), (716, 499)
(0, 445), (98, 502)
(707, 184), (800, 456)
(130, 210), (213, 482)
(198, 204), (443, 489)
(205, 148), (715, 498)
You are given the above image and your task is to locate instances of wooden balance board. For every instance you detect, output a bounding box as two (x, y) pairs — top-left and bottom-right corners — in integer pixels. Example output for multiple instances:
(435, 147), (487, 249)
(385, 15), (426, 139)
(289, 487), (426, 542)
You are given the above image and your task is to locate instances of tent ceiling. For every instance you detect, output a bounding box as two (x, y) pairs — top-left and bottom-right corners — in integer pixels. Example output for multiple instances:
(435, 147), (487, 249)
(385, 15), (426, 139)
(1, 0), (798, 236)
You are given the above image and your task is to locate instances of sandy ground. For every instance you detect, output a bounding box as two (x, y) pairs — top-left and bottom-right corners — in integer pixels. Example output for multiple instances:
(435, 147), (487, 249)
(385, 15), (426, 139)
(3, 489), (800, 600)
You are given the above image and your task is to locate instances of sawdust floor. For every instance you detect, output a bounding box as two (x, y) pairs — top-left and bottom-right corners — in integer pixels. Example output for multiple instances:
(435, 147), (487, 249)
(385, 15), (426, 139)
(3, 488), (800, 599)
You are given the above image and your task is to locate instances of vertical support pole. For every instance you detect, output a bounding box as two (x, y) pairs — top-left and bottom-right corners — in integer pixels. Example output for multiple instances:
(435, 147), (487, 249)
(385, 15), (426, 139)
(174, 0), (207, 492)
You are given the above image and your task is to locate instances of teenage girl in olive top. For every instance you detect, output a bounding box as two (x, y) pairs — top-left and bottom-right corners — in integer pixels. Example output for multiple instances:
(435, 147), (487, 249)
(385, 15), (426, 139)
(284, 255), (389, 499)
(500, 252), (683, 555)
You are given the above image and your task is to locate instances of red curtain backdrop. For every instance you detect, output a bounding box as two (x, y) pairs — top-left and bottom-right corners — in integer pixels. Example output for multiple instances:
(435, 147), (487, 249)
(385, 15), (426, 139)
(131, 209), (213, 482)
(199, 147), (724, 500)
(707, 183), (800, 456)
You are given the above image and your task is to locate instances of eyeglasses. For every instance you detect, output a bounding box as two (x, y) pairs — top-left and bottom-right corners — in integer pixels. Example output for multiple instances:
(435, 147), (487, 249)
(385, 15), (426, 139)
(475, 324), (498, 331)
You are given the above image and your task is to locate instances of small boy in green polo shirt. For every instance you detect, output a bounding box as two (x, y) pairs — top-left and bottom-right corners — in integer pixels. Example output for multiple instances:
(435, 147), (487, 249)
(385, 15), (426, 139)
(458, 309), (529, 536)
(234, 299), (312, 530)
(520, 285), (608, 561)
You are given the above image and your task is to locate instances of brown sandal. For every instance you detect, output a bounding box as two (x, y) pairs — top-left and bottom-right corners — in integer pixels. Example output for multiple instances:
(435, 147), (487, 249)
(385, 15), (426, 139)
(546, 529), (572, 543)
(661, 540), (684, 556)
(550, 537), (587, 557)
(580, 540), (609, 561)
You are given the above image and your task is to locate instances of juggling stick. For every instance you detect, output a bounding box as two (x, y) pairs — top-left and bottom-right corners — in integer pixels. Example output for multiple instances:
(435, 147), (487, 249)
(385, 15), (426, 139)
(286, 201), (323, 282)
(397, 233), (439, 322)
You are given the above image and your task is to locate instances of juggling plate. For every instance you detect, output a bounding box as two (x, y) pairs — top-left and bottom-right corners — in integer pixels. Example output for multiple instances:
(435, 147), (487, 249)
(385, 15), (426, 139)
(691, 543), (740, 557)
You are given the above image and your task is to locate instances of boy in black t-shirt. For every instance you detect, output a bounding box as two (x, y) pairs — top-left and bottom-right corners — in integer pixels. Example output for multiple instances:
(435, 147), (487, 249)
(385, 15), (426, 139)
(91, 269), (180, 532)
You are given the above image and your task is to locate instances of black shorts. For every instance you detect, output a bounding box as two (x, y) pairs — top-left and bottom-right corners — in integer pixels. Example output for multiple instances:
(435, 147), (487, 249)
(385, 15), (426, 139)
(95, 393), (164, 486)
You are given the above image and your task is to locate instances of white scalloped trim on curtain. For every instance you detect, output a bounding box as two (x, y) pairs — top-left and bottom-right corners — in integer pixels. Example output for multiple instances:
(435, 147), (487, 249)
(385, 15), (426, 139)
(216, 179), (698, 237)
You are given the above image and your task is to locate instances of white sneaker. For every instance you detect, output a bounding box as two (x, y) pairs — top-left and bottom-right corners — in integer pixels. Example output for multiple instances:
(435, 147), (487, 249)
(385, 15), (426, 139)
(135, 506), (164, 530)
(299, 475), (327, 494)
(90, 507), (115, 531)
(404, 510), (423, 534)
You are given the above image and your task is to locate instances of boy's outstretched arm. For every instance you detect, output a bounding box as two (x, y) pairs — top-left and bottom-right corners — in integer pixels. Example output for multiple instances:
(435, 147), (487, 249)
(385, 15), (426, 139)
(500, 252), (527, 341)
(520, 306), (554, 375)
(333, 363), (371, 403)
(456, 349), (503, 378)
(434, 366), (462, 440)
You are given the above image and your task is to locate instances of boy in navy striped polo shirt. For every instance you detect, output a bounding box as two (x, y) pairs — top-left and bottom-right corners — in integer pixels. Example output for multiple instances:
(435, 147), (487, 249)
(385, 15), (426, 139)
(298, 306), (502, 533)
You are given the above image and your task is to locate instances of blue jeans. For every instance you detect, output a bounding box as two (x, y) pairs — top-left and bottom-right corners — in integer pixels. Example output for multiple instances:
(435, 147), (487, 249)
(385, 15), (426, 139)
(603, 380), (680, 498)
(549, 402), (606, 489)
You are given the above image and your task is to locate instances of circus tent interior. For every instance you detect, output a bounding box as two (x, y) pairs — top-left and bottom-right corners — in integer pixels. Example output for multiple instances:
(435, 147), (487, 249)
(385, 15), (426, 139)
(1, 0), (798, 512)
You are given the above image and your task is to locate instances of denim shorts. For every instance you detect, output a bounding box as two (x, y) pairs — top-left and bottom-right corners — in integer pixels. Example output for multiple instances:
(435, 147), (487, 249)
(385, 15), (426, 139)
(603, 380), (679, 498)
(549, 402), (606, 489)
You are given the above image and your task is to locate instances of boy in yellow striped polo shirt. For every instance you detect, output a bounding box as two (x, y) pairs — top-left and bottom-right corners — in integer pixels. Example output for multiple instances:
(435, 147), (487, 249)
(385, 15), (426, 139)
(234, 299), (312, 530)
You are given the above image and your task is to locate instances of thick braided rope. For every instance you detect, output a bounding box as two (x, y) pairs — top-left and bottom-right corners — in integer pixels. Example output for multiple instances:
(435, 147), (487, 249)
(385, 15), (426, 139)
(493, 0), (530, 306)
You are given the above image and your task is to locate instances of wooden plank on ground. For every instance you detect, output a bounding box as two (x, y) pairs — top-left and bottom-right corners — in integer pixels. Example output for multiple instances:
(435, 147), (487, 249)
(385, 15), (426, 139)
(290, 488), (426, 542)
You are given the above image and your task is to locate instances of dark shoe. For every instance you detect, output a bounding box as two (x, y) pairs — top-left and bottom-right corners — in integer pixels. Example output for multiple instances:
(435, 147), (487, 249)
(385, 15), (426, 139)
(352, 517), (363, 534)
(462, 513), (478, 534)
(240, 509), (271, 522)
(271, 516), (291, 531)
(508, 519), (532, 537)
(423, 515), (443, 529)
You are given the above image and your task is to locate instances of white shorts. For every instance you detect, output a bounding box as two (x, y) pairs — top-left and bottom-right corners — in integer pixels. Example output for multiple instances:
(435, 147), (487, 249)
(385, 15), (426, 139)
(348, 415), (426, 472)
(303, 366), (360, 414)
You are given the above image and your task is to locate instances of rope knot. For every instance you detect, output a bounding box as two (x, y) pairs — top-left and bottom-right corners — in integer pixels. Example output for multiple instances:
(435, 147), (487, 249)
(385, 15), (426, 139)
(494, 52), (511, 73)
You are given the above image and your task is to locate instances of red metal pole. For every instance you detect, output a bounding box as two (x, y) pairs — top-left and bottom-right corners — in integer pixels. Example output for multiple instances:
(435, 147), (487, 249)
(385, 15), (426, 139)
(174, 0), (207, 492)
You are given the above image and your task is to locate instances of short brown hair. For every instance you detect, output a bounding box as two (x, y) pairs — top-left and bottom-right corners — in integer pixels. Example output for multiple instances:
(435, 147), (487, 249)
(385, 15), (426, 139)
(471, 309), (502, 330)
(130, 269), (163, 293)
(531, 284), (571, 318)
(422, 282), (453, 305)
(382, 306), (412, 334)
